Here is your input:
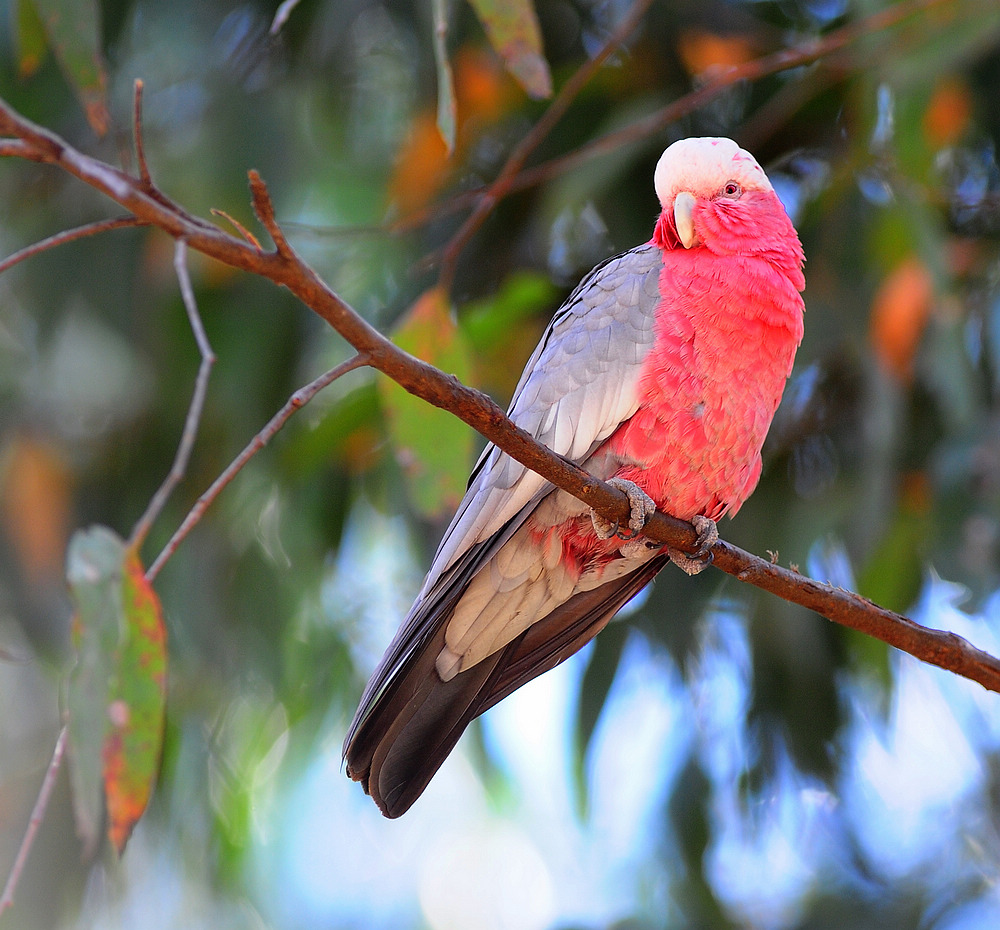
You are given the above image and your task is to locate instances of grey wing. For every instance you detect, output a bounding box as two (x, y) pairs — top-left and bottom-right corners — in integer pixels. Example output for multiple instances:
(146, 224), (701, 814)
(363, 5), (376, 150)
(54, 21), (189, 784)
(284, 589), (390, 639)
(424, 242), (665, 585)
(343, 243), (666, 812)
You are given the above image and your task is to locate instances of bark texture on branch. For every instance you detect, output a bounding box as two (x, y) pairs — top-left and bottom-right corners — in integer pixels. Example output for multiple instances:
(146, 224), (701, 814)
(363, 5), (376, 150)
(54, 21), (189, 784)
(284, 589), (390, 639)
(2, 80), (1000, 696)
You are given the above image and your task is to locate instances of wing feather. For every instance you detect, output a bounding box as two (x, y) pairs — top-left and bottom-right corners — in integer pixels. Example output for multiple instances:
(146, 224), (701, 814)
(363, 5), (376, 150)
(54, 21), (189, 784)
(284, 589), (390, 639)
(427, 243), (664, 580)
(344, 242), (666, 811)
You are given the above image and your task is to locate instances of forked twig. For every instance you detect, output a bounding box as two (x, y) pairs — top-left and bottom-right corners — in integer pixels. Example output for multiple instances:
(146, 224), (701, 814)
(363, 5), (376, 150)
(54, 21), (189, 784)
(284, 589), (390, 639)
(130, 240), (216, 549)
(249, 170), (294, 257)
(146, 354), (369, 581)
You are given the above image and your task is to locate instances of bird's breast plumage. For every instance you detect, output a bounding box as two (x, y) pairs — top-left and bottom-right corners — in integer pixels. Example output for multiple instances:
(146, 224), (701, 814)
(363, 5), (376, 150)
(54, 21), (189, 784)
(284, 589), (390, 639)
(609, 242), (804, 521)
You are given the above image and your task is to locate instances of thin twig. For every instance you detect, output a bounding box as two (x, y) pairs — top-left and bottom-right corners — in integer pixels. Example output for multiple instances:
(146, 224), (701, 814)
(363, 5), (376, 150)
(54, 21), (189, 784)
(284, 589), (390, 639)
(270, 0), (303, 35)
(133, 79), (152, 188)
(130, 240), (216, 550)
(146, 354), (369, 581)
(0, 217), (148, 276)
(210, 208), (262, 248)
(0, 727), (68, 915)
(434, 0), (654, 288)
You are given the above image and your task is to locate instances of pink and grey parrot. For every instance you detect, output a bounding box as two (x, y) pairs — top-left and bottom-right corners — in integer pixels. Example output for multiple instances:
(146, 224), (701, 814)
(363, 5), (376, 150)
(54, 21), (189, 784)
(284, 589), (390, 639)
(344, 137), (806, 817)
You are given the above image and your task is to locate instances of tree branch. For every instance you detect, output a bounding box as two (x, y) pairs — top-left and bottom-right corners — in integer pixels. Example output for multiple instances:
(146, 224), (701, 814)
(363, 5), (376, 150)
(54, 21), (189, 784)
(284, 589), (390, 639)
(129, 239), (216, 550)
(391, 0), (958, 239)
(433, 0), (655, 288)
(0, 216), (148, 275)
(146, 354), (369, 581)
(0, 727), (67, 915)
(2, 81), (1000, 695)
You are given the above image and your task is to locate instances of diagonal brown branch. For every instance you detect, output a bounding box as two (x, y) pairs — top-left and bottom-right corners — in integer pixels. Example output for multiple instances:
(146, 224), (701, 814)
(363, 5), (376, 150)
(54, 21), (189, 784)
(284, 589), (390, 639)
(2, 76), (999, 697)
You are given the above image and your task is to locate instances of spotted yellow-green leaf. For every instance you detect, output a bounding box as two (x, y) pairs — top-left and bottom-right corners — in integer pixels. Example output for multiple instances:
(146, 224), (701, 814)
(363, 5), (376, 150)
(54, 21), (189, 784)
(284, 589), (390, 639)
(30, 0), (109, 134)
(379, 287), (476, 518)
(104, 543), (167, 853)
(65, 526), (167, 856)
(466, 0), (552, 99)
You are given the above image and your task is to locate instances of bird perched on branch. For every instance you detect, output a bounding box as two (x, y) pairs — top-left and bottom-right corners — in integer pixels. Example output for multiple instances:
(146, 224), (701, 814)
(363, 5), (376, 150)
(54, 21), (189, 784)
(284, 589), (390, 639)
(344, 137), (806, 817)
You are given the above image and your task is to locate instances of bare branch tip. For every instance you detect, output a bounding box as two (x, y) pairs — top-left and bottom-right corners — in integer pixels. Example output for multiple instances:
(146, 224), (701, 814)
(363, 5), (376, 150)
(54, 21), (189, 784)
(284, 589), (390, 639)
(248, 170), (291, 255)
(132, 79), (152, 187)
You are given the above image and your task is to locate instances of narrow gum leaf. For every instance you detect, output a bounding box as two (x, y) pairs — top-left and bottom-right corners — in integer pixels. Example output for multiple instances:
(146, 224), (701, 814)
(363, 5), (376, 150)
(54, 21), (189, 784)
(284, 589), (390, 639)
(64, 527), (167, 856)
(432, 0), (457, 152)
(103, 544), (167, 854)
(65, 525), (127, 856)
(30, 0), (110, 134)
(14, 0), (48, 78)
(466, 0), (553, 99)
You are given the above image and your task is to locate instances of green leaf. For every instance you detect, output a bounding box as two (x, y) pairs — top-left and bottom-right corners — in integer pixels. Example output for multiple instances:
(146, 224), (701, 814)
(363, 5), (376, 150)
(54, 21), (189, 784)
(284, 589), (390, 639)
(460, 271), (557, 351)
(431, 0), (457, 153)
(30, 0), (109, 134)
(66, 526), (125, 856)
(466, 0), (552, 99)
(14, 0), (48, 78)
(379, 287), (476, 519)
(460, 272), (557, 402)
(65, 526), (167, 856)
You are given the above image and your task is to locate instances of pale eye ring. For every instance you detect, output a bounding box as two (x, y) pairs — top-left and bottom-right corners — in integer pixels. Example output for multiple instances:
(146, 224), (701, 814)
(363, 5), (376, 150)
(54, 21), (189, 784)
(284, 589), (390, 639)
(722, 181), (742, 197)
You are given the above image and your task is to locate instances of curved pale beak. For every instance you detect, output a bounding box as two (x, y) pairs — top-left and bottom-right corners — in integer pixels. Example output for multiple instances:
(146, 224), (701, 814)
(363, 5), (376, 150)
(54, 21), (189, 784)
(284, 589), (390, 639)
(673, 191), (698, 248)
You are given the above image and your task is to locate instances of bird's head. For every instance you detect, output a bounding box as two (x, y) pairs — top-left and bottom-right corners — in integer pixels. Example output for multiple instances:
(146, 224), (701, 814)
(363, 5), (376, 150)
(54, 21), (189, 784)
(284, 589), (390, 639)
(652, 137), (799, 267)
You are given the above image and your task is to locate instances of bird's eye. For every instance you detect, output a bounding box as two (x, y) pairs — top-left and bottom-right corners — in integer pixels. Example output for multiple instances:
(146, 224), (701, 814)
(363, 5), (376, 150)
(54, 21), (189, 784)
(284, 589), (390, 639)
(721, 181), (742, 198)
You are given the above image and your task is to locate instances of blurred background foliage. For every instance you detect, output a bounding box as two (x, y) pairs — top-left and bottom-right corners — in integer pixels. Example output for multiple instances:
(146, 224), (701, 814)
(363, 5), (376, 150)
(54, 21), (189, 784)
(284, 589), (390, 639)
(3, 0), (1000, 927)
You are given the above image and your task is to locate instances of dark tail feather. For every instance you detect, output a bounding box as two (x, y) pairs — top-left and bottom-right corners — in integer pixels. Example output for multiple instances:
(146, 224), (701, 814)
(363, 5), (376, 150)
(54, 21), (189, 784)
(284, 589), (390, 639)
(344, 555), (668, 818)
(344, 621), (505, 817)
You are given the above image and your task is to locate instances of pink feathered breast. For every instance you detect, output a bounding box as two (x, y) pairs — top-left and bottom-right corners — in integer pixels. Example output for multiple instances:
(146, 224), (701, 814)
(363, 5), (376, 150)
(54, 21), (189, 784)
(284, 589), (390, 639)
(611, 191), (805, 522)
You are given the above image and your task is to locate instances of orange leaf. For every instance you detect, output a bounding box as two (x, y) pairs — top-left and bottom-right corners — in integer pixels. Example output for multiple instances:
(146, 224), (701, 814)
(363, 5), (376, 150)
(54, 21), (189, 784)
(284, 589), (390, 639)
(0, 435), (72, 585)
(454, 45), (516, 125)
(387, 111), (451, 216)
(870, 257), (934, 383)
(922, 76), (972, 149)
(678, 30), (755, 77)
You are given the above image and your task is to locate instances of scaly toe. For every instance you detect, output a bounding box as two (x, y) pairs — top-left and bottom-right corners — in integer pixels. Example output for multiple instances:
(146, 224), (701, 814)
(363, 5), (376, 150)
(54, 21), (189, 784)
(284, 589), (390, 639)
(667, 547), (711, 575)
(607, 477), (656, 538)
(690, 515), (719, 559)
(591, 478), (656, 541)
(667, 515), (719, 575)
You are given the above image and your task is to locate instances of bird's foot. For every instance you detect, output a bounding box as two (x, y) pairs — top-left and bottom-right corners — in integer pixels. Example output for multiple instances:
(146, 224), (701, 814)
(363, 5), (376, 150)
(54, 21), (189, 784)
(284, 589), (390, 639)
(591, 478), (657, 546)
(668, 515), (718, 576)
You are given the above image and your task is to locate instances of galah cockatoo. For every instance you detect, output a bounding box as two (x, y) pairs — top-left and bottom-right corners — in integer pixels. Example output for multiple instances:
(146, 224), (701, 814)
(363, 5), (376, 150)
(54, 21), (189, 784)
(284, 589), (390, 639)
(345, 137), (806, 817)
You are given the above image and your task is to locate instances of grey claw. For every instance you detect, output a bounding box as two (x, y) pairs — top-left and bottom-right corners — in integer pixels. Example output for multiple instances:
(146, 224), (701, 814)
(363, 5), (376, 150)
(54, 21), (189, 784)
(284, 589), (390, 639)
(668, 515), (718, 575)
